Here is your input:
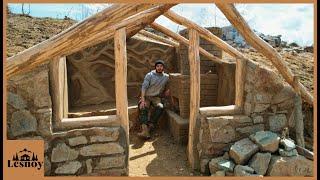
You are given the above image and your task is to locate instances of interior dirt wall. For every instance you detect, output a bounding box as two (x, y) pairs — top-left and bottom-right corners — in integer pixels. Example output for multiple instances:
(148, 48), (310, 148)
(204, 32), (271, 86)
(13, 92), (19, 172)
(66, 36), (177, 108)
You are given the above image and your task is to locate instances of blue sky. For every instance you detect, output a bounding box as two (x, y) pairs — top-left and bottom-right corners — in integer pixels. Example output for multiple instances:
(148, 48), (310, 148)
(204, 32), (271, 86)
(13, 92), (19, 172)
(8, 3), (314, 46)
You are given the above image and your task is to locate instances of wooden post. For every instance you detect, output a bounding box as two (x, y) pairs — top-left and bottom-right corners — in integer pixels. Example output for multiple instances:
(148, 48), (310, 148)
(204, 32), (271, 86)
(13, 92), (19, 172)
(49, 57), (68, 127)
(188, 28), (200, 170)
(235, 58), (246, 110)
(216, 3), (313, 105)
(114, 27), (129, 174)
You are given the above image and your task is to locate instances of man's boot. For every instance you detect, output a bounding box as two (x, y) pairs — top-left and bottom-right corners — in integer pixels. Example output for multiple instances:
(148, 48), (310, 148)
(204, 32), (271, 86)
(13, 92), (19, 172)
(137, 124), (150, 139)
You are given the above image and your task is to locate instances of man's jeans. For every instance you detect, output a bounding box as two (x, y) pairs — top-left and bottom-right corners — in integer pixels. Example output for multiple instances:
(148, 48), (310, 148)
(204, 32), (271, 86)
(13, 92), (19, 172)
(138, 96), (164, 126)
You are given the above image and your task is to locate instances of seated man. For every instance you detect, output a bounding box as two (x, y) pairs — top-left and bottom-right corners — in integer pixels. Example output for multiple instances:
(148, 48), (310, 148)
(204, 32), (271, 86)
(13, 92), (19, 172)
(138, 60), (169, 139)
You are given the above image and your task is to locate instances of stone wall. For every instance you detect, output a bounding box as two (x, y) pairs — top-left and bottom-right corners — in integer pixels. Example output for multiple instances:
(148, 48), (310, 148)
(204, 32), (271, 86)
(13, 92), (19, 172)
(6, 62), (129, 176)
(6, 34), (182, 176)
(7, 63), (52, 139)
(45, 127), (127, 176)
(197, 59), (312, 173)
(66, 35), (177, 108)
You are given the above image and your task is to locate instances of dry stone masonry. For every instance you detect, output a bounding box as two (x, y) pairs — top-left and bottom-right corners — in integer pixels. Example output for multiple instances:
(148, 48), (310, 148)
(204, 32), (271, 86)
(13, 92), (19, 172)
(204, 130), (313, 176)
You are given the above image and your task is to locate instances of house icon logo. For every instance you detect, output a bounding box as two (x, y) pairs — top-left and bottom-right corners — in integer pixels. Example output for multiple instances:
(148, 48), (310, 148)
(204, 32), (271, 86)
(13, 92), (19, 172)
(8, 148), (43, 170)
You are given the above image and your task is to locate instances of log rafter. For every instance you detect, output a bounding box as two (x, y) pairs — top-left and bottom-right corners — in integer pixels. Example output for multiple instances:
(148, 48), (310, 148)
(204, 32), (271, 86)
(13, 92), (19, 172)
(215, 3), (313, 105)
(6, 4), (176, 78)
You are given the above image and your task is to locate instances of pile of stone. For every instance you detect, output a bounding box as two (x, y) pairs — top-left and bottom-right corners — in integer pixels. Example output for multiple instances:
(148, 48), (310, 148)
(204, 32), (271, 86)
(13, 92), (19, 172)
(207, 131), (313, 177)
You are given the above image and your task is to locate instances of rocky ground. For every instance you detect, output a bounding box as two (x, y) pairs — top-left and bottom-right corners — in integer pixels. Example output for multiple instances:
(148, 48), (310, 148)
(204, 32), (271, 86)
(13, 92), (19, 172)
(223, 47), (314, 95)
(206, 130), (313, 177)
(129, 128), (198, 176)
(6, 12), (76, 57)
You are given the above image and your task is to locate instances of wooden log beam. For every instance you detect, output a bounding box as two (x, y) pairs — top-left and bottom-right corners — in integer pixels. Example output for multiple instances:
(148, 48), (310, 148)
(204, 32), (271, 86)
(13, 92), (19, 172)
(75, 4), (176, 50)
(164, 10), (246, 60)
(199, 105), (241, 116)
(49, 57), (68, 128)
(115, 27), (129, 147)
(187, 28), (200, 170)
(235, 58), (246, 110)
(115, 27), (129, 173)
(150, 22), (224, 64)
(6, 4), (176, 78)
(216, 3), (313, 105)
(139, 29), (179, 47)
(60, 115), (120, 130)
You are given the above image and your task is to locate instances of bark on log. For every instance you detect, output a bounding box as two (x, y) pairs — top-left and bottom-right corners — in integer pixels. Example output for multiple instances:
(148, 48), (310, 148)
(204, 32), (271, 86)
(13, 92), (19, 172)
(235, 58), (246, 110)
(187, 28), (200, 170)
(6, 4), (176, 78)
(150, 22), (224, 64)
(294, 94), (305, 147)
(115, 27), (129, 172)
(139, 29), (179, 47)
(216, 3), (313, 105)
(199, 105), (240, 116)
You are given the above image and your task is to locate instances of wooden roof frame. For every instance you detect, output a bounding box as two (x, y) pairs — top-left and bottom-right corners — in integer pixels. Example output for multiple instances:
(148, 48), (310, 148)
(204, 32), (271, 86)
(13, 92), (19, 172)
(5, 3), (314, 171)
(6, 3), (313, 105)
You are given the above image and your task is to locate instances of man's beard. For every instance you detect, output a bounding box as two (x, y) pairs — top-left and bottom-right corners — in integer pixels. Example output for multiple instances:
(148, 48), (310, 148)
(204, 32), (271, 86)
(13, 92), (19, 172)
(156, 69), (163, 73)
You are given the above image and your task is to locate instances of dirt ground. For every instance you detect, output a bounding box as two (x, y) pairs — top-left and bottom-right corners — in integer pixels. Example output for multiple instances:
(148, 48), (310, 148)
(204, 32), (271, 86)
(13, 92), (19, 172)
(129, 128), (200, 176)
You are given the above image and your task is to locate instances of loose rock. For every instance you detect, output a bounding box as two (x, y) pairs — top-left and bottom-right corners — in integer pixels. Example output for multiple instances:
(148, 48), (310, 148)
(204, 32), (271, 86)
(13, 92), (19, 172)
(229, 138), (259, 165)
(249, 131), (280, 153)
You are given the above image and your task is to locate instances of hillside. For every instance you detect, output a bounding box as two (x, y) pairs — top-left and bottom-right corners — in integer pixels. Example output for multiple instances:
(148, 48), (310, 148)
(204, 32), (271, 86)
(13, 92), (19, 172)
(6, 12), (314, 95)
(6, 12), (76, 57)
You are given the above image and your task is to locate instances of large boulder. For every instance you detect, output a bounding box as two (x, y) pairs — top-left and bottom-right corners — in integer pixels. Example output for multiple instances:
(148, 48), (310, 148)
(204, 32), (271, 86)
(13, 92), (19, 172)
(51, 143), (79, 162)
(248, 152), (271, 175)
(267, 155), (313, 176)
(10, 110), (37, 137)
(229, 138), (259, 165)
(234, 165), (255, 176)
(249, 131), (280, 153)
(209, 157), (225, 174)
(268, 114), (287, 132)
(279, 148), (298, 157)
(54, 161), (82, 175)
(207, 116), (236, 143)
(280, 138), (296, 151)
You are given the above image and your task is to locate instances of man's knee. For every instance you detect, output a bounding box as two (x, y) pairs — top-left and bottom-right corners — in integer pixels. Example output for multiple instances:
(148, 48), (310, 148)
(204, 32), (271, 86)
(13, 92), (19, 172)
(156, 102), (164, 109)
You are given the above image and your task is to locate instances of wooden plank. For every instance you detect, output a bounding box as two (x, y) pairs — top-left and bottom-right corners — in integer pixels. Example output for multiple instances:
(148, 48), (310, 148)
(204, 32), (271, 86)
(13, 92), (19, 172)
(63, 57), (68, 117)
(216, 3), (313, 105)
(114, 27), (129, 151)
(150, 22), (224, 64)
(6, 4), (176, 78)
(199, 105), (241, 116)
(60, 115), (120, 130)
(235, 58), (246, 110)
(187, 28), (200, 170)
(49, 57), (67, 126)
(139, 29), (179, 47)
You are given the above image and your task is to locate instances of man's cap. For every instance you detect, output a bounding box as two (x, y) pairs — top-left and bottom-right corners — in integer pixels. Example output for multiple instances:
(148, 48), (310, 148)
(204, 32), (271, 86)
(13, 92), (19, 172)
(154, 59), (165, 67)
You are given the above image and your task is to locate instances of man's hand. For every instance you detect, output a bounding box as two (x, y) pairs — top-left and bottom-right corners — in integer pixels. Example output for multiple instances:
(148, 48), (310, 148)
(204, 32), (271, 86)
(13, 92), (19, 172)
(139, 98), (146, 109)
(164, 89), (170, 97)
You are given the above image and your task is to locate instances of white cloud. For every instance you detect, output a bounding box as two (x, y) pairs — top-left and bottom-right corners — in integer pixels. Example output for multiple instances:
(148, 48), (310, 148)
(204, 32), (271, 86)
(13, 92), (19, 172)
(8, 3), (314, 46)
(156, 3), (314, 46)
